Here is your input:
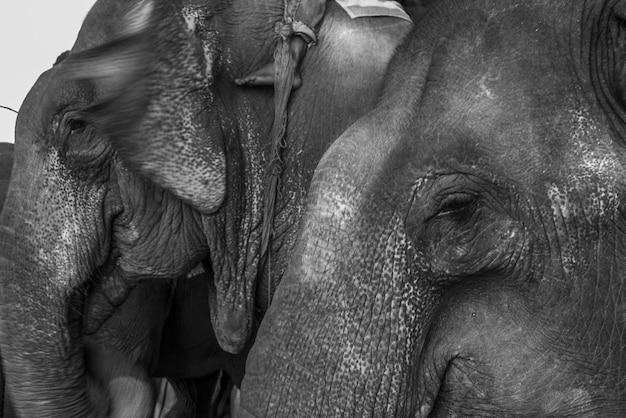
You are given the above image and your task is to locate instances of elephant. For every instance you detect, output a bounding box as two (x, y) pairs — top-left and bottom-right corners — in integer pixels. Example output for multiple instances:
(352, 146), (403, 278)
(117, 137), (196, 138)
(1, 143), (212, 416)
(240, 0), (626, 416)
(1, 140), (239, 416)
(0, 0), (416, 415)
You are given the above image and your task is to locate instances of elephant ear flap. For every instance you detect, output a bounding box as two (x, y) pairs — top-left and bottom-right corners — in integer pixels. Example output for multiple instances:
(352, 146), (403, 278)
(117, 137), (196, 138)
(64, 0), (226, 214)
(61, 0), (156, 144)
(65, 35), (153, 98)
(63, 0), (155, 97)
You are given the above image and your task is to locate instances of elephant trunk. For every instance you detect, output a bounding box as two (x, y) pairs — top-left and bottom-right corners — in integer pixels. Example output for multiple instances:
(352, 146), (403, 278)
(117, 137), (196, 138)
(239, 199), (407, 416)
(0, 143), (152, 416)
(240, 105), (426, 415)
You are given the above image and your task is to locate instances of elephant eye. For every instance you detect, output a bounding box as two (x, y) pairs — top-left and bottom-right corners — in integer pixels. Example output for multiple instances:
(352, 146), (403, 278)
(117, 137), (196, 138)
(68, 118), (86, 133)
(436, 192), (477, 219)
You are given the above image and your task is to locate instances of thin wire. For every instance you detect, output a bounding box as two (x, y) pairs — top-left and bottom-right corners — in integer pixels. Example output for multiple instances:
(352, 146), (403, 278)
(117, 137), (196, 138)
(0, 105), (18, 114)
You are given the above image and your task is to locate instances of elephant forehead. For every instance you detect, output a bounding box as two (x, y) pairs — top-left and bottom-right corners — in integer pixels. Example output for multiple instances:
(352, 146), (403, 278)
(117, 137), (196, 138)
(410, 4), (623, 190)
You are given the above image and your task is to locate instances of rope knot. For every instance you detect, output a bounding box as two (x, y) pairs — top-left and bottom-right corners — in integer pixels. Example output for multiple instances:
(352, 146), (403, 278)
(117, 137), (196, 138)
(275, 18), (293, 40)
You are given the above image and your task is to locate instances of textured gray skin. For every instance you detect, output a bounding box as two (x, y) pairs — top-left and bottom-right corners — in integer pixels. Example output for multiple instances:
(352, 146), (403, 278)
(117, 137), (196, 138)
(241, 0), (626, 416)
(1, 145), (159, 416)
(64, 0), (415, 353)
(0, 0), (415, 416)
(1, 142), (237, 416)
(0, 143), (14, 418)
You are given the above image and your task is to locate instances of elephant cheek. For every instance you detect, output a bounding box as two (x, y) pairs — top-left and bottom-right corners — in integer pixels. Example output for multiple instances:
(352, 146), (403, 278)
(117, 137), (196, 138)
(414, 284), (592, 415)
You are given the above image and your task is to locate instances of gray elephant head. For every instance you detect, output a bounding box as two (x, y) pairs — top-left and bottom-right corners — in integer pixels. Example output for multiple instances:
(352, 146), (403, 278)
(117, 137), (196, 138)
(0, 0), (414, 415)
(241, 0), (626, 415)
(0, 142), (229, 416)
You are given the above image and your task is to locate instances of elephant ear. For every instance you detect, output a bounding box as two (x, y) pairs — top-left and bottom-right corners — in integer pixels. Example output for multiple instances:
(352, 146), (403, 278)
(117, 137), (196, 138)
(64, 0), (224, 214)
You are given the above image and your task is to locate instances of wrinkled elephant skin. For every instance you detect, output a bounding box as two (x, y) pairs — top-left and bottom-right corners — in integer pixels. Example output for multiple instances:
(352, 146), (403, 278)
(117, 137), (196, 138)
(242, 0), (626, 416)
(0, 0), (414, 416)
(60, 0), (414, 353)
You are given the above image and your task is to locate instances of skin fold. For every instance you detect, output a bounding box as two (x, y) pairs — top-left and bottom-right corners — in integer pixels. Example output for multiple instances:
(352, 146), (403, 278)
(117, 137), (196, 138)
(0, 0), (417, 416)
(241, 0), (626, 416)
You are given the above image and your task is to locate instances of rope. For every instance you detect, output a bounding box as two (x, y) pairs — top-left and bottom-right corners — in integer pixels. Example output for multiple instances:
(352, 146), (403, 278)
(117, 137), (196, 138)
(257, 6), (296, 311)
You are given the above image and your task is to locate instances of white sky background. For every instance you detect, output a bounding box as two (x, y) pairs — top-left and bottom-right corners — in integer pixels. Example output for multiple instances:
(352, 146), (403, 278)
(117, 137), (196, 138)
(0, 1), (98, 143)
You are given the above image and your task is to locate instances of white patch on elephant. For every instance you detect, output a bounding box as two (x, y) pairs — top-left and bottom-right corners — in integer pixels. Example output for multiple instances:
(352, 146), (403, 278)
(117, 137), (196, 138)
(567, 112), (621, 219)
(182, 7), (198, 34)
(546, 180), (619, 276)
(182, 6), (217, 85)
(331, 25), (396, 75)
(316, 182), (359, 234)
(35, 150), (103, 290)
(124, 0), (154, 35)
(203, 44), (215, 82)
(478, 73), (497, 99)
(546, 184), (578, 276)
(569, 108), (597, 143)
(580, 151), (617, 181)
(241, 113), (265, 222)
(542, 107), (623, 277)
(585, 186), (619, 221)
(143, 104), (226, 211)
(568, 109), (619, 181)
(547, 184), (572, 220)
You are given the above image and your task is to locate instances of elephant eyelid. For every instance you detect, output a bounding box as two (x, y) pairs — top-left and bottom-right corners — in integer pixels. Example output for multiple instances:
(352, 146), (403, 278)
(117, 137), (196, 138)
(59, 111), (87, 136)
(434, 192), (478, 218)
